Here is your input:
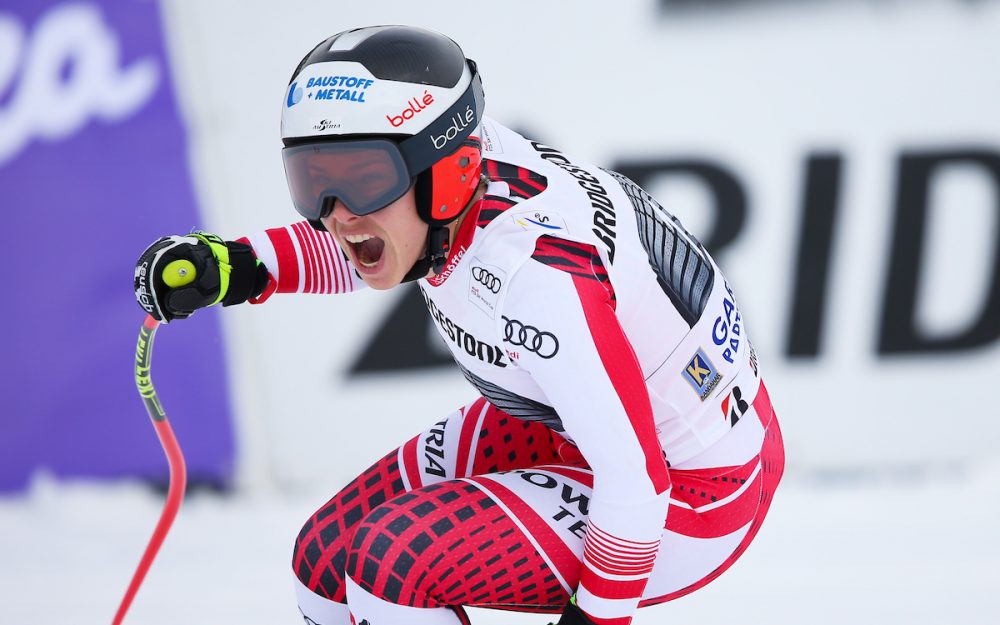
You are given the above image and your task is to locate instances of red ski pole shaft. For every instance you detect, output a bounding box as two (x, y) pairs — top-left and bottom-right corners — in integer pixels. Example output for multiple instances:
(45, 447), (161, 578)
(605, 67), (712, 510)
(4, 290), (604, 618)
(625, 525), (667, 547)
(112, 314), (188, 625)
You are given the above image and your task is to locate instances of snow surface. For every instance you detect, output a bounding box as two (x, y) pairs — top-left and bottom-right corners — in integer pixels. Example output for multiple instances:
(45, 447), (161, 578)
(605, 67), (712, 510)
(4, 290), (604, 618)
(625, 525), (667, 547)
(2, 464), (998, 624)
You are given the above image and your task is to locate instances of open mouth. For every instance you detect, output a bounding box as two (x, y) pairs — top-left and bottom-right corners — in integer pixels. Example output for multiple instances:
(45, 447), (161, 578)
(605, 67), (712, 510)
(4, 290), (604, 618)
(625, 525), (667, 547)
(344, 233), (386, 269)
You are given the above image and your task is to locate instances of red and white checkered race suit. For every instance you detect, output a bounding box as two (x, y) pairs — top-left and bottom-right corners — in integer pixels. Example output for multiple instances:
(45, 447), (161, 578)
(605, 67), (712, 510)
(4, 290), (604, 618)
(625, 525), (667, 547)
(243, 119), (784, 625)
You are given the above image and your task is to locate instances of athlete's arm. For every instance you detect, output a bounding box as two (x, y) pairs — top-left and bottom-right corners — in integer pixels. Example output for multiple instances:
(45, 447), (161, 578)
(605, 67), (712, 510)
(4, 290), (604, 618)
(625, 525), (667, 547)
(239, 220), (365, 303)
(501, 237), (672, 625)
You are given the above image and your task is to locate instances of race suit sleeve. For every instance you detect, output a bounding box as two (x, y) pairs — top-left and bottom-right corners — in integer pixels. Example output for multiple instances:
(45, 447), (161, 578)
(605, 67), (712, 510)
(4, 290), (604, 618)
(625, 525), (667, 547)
(500, 238), (672, 625)
(235, 220), (366, 302)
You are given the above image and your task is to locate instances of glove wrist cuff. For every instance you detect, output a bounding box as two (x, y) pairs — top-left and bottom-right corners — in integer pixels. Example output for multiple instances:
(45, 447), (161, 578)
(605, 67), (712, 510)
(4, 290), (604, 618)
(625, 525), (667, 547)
(221, 241), (267, 307)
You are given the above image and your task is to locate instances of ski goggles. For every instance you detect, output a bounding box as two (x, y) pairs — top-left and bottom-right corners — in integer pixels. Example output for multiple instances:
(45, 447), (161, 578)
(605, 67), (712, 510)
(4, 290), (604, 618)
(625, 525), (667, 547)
(283, 139), (415, 219)
(282, 72), (484, 221)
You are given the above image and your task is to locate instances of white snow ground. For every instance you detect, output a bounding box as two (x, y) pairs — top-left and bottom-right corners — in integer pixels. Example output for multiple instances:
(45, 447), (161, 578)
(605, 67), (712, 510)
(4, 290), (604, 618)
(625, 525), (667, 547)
(2, 463), (998, 625)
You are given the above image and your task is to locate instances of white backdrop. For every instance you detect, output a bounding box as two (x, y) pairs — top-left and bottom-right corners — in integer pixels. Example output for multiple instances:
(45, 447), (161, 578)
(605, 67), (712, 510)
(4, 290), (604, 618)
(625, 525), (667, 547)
(157, 0), (1000, 490)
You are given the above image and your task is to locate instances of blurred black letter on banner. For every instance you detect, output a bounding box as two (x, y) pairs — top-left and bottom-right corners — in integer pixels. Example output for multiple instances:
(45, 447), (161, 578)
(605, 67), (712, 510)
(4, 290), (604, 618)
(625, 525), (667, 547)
(879, 149), (1000, 355)
(787, 154), (844, 358)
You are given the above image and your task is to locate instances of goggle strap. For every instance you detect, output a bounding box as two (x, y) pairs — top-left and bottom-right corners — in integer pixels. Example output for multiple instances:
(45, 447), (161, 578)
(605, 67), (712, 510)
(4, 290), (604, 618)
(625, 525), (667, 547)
(399, 224), (451, 284)
(428, 226), (451, 274)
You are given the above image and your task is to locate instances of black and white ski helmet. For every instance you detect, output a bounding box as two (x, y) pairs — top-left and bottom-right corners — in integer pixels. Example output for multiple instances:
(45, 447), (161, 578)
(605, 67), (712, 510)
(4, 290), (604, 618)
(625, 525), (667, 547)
(281, 25), (485, 231)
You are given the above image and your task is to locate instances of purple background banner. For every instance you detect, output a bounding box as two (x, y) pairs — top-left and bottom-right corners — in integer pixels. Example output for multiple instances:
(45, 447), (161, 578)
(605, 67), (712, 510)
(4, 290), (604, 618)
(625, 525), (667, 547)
(0, 1), (234, 491)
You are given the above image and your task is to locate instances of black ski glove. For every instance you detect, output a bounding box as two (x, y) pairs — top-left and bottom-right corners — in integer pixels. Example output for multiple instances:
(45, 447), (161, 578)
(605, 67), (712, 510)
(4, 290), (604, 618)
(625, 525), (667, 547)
(134, 232), (268, 322)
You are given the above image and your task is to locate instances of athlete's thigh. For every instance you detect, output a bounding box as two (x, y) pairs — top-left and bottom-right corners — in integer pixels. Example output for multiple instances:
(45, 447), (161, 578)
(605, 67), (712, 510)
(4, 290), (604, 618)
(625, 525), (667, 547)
(294, 396), (567, 600)
(347, 396), (787, 612)
(472, 425), (784, 610)
(347, 463), (597, 612)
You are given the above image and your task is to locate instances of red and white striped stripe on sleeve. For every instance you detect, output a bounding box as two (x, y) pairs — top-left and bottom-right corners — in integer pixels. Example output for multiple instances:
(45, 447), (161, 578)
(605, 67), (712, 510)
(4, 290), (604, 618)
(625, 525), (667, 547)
(577, 520), (662, 624)
(238, 220), (364, 302)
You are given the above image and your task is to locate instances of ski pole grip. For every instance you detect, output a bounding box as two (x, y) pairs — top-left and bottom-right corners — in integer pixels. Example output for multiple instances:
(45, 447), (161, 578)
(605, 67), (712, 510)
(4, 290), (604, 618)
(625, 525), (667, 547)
(161, 259), (197, 288)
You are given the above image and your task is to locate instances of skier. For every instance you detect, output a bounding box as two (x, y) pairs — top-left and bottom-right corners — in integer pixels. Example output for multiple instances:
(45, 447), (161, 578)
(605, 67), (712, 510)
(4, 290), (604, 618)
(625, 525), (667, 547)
(134, 25), (784, 625)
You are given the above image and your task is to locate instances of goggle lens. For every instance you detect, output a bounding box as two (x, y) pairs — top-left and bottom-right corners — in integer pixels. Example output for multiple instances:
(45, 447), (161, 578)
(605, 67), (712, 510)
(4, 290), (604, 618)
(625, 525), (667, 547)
(282, 139), (412, 220)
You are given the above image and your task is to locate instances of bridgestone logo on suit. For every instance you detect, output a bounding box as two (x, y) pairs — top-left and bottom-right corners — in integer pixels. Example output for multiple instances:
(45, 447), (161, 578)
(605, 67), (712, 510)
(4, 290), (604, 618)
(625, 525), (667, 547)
(472, 266), (502, 293)
(502, 316), (559, 359)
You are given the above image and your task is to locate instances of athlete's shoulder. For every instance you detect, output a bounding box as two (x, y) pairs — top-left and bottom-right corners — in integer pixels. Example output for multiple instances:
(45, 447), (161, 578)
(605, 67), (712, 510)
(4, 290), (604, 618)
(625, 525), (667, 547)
(470, 139), (615, 287)
(478, 117), (605, 181)
(469, 169), (602, 277)
(474, 122), (610, 244)
(471, 213), (614, 313)
(477, 117), (542, 161)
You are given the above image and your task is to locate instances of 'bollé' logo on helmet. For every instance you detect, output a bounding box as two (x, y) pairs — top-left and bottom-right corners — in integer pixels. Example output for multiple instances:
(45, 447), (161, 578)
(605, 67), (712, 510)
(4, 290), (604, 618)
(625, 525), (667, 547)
(431, 105), (475, 150)
(387, 90), (435, 127)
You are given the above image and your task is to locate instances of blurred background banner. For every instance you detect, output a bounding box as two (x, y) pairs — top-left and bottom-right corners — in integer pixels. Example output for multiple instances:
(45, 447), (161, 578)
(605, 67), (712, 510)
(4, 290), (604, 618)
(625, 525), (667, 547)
(1, 0), (998, 493)
(170, 0), (998, 489)
(0, 0), (234, 492)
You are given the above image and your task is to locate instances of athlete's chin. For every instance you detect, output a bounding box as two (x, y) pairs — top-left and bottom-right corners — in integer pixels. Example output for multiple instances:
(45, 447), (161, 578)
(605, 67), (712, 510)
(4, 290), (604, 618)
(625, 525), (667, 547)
(362, 276), (401, 290)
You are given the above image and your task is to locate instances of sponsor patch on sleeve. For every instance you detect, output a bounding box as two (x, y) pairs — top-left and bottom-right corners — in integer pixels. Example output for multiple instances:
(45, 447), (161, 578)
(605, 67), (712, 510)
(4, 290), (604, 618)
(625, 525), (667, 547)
(512, 210), (566, 232)
(682, 348), (723, 401)
(479, 118), (504, 154)
(468, 259), (506, 318)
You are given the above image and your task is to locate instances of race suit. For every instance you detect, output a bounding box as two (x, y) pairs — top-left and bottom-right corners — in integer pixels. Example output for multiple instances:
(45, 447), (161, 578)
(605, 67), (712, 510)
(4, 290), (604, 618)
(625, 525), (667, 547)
(241, 118), (784, 625)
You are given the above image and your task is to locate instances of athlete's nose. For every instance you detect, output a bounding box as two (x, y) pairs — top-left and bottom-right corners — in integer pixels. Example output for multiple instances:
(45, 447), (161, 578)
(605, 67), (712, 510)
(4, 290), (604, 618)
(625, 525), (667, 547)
(320, 200), (357, 237)
(330, 200), (359, 224)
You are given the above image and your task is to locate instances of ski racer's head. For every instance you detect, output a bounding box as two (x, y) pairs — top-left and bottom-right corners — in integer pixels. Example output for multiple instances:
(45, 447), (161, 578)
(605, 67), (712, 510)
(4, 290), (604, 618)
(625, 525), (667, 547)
(280, 25), (485, 289)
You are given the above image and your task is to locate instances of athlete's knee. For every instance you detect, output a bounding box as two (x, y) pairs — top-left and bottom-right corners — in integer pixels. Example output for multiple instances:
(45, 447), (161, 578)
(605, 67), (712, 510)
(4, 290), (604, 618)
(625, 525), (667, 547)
(293, 450), (410, 601)
(292, 497), (357, 601)
(345, 484), (477, 608)
(344, 492), (431, 607)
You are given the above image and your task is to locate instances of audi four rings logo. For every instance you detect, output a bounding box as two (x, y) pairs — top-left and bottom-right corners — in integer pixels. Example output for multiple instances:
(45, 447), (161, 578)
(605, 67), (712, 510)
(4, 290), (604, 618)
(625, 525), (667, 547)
(502, 316), (560, 358)
(472, 266), (502, 293)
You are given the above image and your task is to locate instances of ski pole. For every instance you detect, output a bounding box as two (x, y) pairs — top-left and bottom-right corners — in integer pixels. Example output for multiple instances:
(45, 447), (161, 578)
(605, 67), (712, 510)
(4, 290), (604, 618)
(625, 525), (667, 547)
(113, 259), (194, 624)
